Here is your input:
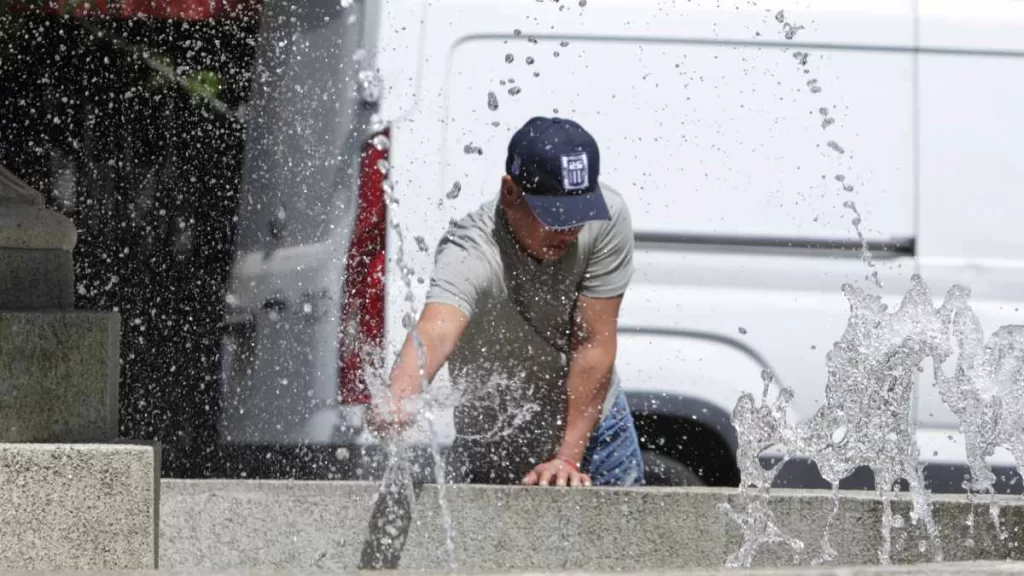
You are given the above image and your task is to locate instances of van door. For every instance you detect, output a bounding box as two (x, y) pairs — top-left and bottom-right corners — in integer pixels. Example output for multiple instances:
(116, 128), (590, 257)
(915, 0), (1024, 487)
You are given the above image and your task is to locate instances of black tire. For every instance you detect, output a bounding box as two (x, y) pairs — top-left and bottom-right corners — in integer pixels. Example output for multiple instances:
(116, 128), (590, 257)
(641, 450), (706, 486)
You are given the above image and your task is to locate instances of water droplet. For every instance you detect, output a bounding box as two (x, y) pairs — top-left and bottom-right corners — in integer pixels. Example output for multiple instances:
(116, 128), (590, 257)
(446, 181), (462, 200)
(775, 10), (785, 22)
(821, 117), (835, 129)
(526, 56), (535, 65)
(377, 158), (390, 175)
(827, 141), (845, 155)
(513, 29), (522, 36)
(302, 303), (313, 314)
(357, 69), (382, 103)
(831, 425), (848, 446)
(819, 107), (829, 116)
(463, 143), (483, 155)
(371, 134), (391, 151)
(508, 86), (522, 96)
(505, 53), (514, 63)
(528, 36), (538, 44)
(414, 236), (429, 252)
(835, 174), (845, 182)
(807, 79), (822, 93)
(843, 184), (855, 192)
(369, 113), (386, 133)
(487, 91), (499, 111)
(579, 0), (587, 6)
(738, 327), (748, 335)
(560, 40), (570, 47)
(341, 0), (353, 8)
(533, 71), (540, 77)
(553, 51), (560, 57)
(891, 515), (904, 529)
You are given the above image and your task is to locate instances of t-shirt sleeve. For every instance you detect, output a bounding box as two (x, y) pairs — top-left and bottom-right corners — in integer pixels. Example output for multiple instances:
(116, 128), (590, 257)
(579, 192), (635, 299)
(424, 229), (491, 319)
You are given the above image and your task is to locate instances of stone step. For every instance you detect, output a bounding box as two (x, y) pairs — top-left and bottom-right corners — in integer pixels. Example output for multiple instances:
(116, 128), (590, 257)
(0, 443), (160, 571)
(0, 311), (120, 443)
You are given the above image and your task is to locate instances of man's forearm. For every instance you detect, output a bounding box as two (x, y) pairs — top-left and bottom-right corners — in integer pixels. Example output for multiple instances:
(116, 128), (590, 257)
(555, 343), (616, 464)
(384, 302), (469, 411)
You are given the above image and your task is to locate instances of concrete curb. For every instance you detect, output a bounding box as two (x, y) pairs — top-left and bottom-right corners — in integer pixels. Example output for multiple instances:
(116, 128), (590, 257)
(0, 443), (161, 571)
(159, 480), (1024, 572)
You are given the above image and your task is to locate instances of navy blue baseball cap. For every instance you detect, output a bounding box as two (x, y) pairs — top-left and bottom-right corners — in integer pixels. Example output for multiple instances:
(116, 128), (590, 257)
(505, 116), (611, 229)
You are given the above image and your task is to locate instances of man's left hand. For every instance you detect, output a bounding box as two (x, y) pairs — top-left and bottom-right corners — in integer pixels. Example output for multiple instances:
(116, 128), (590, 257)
(522, 458), (592, 487)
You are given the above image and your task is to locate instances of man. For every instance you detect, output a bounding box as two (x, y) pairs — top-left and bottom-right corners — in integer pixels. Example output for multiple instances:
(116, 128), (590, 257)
(371, 116), (644, 488)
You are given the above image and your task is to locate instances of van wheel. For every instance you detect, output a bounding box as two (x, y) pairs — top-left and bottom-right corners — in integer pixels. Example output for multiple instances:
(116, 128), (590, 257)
(641, 450), (705, 486)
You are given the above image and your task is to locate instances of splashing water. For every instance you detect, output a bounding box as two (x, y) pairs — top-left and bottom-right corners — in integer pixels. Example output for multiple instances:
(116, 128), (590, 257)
(360, 147), (543, 570)
(358, 140), (461, 571)
(722, 273), (1024, 567)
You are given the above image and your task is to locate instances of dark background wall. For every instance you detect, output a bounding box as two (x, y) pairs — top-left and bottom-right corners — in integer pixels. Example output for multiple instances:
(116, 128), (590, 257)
(0, 3), (261, 477)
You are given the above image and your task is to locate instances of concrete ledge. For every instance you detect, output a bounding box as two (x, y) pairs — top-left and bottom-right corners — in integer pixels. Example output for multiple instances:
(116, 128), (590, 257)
(0, 311), (119, 442)
(0, 443), (160, 570)
(159, 481), (1024, 572)
(2, 561), (1024, 575)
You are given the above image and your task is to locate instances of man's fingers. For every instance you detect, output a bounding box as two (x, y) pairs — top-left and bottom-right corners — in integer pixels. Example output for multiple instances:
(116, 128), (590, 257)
(523, 463), (594, 488)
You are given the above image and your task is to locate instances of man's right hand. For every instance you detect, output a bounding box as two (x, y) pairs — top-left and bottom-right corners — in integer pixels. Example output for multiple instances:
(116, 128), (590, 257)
(366, 302), (471, 438)
(365, 400), (417, 438)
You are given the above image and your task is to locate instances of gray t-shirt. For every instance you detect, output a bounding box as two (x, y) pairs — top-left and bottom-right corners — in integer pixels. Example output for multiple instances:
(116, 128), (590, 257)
(425, 182), (634, 483)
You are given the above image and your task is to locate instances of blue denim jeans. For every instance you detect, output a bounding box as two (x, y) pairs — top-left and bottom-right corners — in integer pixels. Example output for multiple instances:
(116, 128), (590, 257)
(581, 388), (646, 486)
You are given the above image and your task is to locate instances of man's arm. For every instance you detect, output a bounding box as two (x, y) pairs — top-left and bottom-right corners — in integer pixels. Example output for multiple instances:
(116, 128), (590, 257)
(556, 293), (623, 464)
(371, 302), (470, 433)
(522, 293), (623, 487)
(523, 184), (634, 487)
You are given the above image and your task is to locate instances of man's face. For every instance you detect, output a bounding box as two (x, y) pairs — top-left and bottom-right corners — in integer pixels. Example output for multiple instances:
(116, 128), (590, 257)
(500, 176), (583, 262)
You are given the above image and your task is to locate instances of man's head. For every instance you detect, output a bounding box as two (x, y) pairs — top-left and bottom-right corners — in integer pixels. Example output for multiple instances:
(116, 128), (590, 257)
(500, 116), (611, 261)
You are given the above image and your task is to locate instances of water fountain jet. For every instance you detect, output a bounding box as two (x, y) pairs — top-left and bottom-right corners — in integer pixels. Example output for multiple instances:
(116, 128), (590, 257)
(724, 273), (1024, 568)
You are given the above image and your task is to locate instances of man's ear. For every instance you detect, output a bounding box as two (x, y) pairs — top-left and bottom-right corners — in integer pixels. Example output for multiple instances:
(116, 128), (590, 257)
(500, 175), (521, 203)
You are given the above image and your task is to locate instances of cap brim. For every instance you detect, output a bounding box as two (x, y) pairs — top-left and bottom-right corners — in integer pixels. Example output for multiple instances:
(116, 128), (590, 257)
(523, 188), (611, 229)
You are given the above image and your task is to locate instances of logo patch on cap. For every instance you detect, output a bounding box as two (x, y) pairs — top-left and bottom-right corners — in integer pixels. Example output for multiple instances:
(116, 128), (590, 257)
(560, 152), (589, 191)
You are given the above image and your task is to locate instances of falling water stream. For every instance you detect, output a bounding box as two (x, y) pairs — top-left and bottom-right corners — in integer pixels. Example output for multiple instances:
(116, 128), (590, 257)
(356, 130), (460, 571)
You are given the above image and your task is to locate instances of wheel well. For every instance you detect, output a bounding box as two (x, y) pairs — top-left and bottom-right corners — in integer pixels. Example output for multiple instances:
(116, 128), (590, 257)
(631, 410), (740, 487)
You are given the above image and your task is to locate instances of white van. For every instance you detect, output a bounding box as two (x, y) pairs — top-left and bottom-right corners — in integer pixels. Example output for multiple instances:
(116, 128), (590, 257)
(220, 0), (1024, 491)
